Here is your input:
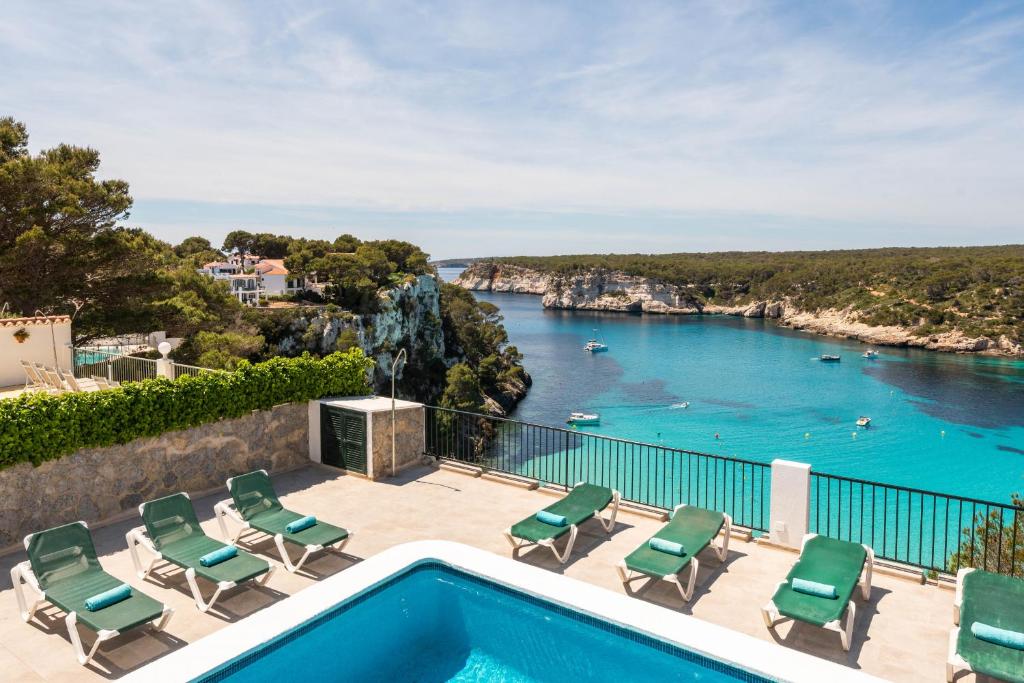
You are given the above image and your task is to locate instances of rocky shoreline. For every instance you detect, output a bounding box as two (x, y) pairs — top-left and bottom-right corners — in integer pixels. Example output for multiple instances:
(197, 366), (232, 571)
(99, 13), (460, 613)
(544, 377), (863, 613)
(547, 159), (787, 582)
(454, 263), (1024, 357)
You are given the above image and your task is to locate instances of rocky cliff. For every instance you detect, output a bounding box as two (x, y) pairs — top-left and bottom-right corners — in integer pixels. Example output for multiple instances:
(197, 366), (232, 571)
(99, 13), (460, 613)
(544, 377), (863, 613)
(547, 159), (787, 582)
(454, 263), (1024, 356)
(262, 274), (529, 409)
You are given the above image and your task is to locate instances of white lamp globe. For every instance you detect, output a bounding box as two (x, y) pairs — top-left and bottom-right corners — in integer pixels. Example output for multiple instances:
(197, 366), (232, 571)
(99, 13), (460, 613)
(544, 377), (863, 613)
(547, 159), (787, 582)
(158, 341), (172, 358)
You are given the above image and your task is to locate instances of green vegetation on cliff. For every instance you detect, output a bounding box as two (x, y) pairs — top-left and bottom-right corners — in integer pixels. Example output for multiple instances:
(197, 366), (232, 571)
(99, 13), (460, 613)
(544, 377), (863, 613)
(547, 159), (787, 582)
(488, 247), (1024, 343)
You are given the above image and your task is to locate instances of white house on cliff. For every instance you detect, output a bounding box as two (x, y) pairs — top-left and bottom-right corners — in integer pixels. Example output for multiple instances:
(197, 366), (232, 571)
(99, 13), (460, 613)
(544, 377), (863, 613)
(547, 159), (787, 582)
(198, 255), (306, 304)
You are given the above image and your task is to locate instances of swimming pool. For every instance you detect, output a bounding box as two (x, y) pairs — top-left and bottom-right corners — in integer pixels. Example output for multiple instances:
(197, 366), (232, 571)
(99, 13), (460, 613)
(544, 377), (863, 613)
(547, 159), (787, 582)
(126, 542), (879, 683)
(200, 563), (759, 682)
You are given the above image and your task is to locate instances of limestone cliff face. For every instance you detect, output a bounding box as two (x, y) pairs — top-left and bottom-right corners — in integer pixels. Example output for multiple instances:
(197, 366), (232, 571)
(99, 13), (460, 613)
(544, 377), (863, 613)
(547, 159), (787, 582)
(268, 275), (446, 392)
(455, 263), (1023, 356)
(265, 274), (531, 408)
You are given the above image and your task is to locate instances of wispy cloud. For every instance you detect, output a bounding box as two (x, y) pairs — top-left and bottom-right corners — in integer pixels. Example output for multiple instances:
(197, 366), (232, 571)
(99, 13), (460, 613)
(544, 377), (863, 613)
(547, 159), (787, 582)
(1, 0), (1022, 257)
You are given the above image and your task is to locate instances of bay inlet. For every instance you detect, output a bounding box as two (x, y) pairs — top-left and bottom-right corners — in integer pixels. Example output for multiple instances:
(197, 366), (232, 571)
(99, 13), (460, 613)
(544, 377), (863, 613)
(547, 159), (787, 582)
(439, 268), (1024, 504)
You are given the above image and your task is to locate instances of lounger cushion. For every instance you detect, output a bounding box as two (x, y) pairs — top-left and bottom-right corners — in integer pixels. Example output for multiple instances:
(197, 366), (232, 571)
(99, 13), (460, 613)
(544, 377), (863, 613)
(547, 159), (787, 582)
(958, 570), (1024, 683)
(46, 572), (165, 633)
(27, 523), (164, 633)
(160, 535), (270, 585)
(142, 493), (270, 584)
(510, 483), (614, 544)
(624, 506), (724, 578)
(230, 471), (349, 548)
(249, 509), (349, 548)
(771, 535), (866, 627)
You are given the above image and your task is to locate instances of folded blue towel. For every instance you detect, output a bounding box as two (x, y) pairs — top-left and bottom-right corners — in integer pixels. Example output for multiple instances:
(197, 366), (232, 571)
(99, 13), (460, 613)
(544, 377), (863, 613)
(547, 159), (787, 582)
(85, 583), (132, 611)
(285, 515), (317, 534)
(972, 622), (1024, 650)
(199, 545), (238, 567)
(791, 578), (838, 599)
(536, 510), (568, 527)
(649, 538), (686, 556)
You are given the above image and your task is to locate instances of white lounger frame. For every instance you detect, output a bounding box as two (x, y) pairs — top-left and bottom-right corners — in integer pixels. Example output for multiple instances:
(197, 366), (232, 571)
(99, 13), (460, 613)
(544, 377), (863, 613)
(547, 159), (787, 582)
(10, 521), (173, 666)
(945, 567), (974, 682)
(760, 533), (874, 652)
(615, 504), (732, 602)
(503, 483), (620, 564)
(126, 494), (275, 613)
(213, 471), (352, 573)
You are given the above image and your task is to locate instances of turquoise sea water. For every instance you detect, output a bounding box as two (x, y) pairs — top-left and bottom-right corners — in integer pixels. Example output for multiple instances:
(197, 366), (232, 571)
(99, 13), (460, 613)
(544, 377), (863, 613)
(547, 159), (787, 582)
(439, 270), (1024, 503)
(203, 564), (760, 682)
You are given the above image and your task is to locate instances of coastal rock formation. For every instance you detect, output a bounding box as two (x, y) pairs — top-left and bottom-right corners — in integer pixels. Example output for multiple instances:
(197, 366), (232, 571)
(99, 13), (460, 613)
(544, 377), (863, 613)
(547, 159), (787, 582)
(263, 273), (530, 411)
(454, 263), (1023, 357)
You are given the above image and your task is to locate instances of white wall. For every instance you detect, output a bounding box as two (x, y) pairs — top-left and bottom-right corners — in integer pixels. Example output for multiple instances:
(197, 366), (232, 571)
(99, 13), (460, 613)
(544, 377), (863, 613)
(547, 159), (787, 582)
(768, 459), (811, 548)
(0, 318), (72, 387)
(261, 273), (288, 296)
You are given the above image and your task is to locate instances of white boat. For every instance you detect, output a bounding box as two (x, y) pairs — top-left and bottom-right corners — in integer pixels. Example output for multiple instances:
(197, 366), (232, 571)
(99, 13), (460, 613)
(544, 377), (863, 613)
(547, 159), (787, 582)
(856, 416), (871, 427)
(567, 412), (600, 425)
(584, 328), (609, 352)
(862, 349), (879, 358)
(819, 354), (841, 362)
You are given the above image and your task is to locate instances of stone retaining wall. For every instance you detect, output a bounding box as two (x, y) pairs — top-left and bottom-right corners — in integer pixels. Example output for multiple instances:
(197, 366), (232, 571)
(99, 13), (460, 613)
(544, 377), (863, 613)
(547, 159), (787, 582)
(0, 403), (309, 549)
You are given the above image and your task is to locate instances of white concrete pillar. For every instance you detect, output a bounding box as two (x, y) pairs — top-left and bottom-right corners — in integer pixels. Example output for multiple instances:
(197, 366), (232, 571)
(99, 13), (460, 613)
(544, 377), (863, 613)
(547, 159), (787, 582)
(156, 341), (174, 379)
(769, 459), (811, 549)
(155, 359), (174, 379)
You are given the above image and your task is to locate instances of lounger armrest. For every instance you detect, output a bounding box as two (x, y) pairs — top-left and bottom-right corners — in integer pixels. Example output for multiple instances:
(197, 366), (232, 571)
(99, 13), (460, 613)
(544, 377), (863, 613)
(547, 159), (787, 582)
(214, 499), (249, 541)
(953, 567), (974, 625)
(14, 561), (42, 593)
(214, 498), (244, 522)
(861, 544), (874, 599)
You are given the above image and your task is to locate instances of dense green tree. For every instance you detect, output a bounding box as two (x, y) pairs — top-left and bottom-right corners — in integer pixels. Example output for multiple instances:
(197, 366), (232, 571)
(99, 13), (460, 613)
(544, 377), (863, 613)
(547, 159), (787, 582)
(332, 233), (361, 253)
(152, 269), (242, 339)
(174, 236), (215, 258)
(365, 239), (431, 276)
(191, 330), (266, 370)
(439, 363), (484, 411)
(0, 116), (177, 340)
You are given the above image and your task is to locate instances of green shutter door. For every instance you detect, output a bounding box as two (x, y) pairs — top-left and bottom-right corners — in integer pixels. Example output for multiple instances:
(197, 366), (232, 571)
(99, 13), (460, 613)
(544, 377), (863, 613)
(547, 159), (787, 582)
(320, 405), (367, 473)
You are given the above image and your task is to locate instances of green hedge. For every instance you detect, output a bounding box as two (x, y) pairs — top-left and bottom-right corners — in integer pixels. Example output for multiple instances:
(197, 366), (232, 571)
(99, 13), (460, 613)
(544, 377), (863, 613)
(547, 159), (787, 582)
(0, 349), (375, 469)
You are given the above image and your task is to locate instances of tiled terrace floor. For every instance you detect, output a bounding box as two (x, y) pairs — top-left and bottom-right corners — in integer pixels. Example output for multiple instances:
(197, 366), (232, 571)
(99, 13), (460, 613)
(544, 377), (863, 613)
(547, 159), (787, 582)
(0, 464), (960, 682)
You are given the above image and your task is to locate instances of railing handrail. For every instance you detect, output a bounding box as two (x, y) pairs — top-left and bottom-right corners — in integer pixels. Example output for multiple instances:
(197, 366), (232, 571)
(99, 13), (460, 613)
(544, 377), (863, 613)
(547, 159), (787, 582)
(430, 405), (769, 470)
(812, 469), (1021, 512)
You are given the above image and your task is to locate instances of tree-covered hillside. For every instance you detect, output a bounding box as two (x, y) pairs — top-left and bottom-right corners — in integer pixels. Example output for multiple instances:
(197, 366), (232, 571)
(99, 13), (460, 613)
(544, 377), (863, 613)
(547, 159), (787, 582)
(489, 247), (1024, 343)
(0, 115), (527, 412)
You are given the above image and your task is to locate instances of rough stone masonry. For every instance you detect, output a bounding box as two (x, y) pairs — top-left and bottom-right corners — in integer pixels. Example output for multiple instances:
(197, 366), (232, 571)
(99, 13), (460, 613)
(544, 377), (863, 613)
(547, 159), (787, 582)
(0, 403), (309, 549)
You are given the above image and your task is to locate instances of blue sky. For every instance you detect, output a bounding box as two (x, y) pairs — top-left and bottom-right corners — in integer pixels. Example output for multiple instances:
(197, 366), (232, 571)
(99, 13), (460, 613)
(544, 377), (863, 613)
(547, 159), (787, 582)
(2, 1), (1022, 259)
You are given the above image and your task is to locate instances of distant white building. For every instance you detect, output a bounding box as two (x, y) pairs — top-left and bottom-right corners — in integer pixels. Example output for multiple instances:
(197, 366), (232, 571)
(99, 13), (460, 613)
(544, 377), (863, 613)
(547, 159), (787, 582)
(199, 256), (306, 305)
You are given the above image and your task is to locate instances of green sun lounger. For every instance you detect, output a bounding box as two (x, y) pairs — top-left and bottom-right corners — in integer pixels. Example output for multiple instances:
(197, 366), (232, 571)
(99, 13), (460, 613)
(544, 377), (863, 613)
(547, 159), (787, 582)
(214, 469), (351, 573)
(504, 482), (620, 564)
(616, 504), (732, 601)
(10, 521), (172, 666)
(127, 492), (275, 613)
(761, 534), (874, 651)
(948, 568), (1024, 683)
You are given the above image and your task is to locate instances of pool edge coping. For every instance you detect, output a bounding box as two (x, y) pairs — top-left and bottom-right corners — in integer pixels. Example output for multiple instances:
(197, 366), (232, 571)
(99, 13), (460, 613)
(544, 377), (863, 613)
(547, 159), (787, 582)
(122, 540), (885, 683)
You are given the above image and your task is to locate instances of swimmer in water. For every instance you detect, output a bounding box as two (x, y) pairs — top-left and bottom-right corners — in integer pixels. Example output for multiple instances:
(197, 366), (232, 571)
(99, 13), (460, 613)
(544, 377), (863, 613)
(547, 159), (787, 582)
(714, 432), (720, 440)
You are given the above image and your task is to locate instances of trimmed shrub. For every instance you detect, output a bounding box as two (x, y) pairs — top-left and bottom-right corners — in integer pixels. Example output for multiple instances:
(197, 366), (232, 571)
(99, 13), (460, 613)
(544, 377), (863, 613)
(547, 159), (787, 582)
(0, 349), (374, 469)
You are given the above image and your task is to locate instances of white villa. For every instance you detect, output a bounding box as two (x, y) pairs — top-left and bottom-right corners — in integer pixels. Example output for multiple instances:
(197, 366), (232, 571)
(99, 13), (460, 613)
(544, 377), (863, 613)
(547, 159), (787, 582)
(199, 255), (306, 304)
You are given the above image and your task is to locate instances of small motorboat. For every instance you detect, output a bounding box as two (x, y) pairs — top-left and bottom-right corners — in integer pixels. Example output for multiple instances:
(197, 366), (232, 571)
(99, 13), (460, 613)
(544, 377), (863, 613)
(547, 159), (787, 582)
(584, 328), (609, 352)
(856, 416), (871, 427)
(862, 349), (879, 359)
(567, 412), (600, 425)
(820, 354), (841, 362)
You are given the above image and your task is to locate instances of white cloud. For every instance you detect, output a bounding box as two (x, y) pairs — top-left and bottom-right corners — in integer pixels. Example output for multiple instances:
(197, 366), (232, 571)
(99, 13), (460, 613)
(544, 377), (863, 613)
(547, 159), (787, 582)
(1, 0), (1022, 256)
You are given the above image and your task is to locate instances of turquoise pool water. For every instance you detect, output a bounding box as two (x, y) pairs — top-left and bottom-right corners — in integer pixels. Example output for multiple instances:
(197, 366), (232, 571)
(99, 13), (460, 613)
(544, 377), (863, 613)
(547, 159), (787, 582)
(195, 563), (767, 682)
(443, 274), (1024, 504)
